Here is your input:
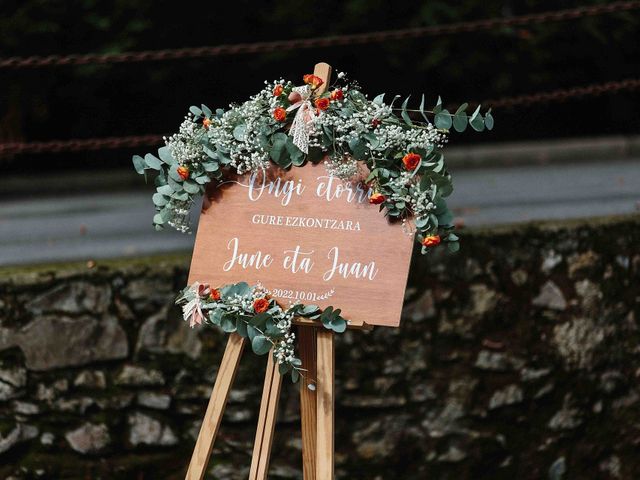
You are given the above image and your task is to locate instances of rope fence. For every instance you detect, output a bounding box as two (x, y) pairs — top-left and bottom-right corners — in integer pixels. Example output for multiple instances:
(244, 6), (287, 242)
(1, 1), (638, 69)
(1, 77), (638, 157)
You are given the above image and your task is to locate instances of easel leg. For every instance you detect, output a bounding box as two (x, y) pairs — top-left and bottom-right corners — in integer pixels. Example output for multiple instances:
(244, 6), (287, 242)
(299, 326), (317, 479)
(249, 350), (283, 480)
(186, 333), (246, 480)
(316, 330), (335, 480)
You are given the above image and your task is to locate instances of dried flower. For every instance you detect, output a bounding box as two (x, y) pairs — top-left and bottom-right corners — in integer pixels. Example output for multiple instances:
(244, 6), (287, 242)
(402, 153), (421, 170)
(203, 118), (212, 129)
(422, 235), (441, 247)
(253, 298), (270, 313)
(369, 192), (386, 205)
(177, 166), (190, 180)
(315, 98), (330, 111)
(303, 74), (324, 89)
(273, 107), (287, 122)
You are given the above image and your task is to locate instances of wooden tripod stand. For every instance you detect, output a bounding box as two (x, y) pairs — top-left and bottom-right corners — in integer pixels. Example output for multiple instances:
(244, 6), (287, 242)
(185, 63), (372, 479)
(185, 322), (353, 480)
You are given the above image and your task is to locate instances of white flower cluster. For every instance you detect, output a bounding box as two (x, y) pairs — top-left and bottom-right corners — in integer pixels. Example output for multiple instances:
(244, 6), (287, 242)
(205, 89), (271, 175)
(372, 122), (447, 160)
(313, 92), (392, 147)
(323, 154), (359, 179)
(164, 114), (208, 166)
(181, 282), (299, 368)
(387, 171), (436, 222)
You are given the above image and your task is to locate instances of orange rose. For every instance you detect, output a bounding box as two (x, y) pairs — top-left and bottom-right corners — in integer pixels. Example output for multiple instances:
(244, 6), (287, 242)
(402, 153), (421, 170)
(203, 118), (212, 129)
(303, 74), (324, 89)
(210, 288), (221, 301)
(369, 192), (386, 205)
(177, 166), (189, 180)
(330, 89), (344, 101)
(273, 107), (287, 122)
(273, 84), (284, 97)
(315, 98), (330, 111)
(253, 298), (270, 313)
(422, 235), (441, 247)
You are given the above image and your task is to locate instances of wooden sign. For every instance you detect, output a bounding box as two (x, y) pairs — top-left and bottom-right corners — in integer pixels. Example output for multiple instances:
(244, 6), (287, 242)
(188, 161), (414, 327)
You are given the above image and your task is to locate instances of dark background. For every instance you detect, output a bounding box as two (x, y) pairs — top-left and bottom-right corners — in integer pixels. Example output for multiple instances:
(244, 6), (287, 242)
(0, 0), (639, 173)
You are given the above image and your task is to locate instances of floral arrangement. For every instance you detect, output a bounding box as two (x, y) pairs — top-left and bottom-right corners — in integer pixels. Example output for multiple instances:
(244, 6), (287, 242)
(133, 70), (493, 253)
(177, 281), (347, 383)
(136, 70), (493, 382)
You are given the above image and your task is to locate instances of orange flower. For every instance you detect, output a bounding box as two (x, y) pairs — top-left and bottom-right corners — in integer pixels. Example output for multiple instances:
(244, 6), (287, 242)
(303, 74), (324, 89)
(402, 153), (421, 170)
(273, 84), (284, 97)
(253, 298), (270, 313)
(177, 166), (189, 180)
(203, 118), (212, 129)
(369, 192), (386, 205)
(273, 107), (287, 122)
(315, 98), (330, 111)
(422, 235), (441, 247)
(330, 89), (344, 101)
(210, 288), (221, 301)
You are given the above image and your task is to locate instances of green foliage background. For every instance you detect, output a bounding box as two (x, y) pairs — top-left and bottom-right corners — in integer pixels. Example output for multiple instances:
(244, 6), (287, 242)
(0, 0), (638, 172)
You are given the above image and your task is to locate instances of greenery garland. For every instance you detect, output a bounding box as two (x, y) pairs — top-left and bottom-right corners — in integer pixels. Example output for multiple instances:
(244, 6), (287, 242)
(139, 70), (493, 382)
(133, 70), (492, 253)
(176, 281), (347, 384)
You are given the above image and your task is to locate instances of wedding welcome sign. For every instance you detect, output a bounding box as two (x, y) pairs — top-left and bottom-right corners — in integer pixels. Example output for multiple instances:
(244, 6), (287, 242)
(188, 162), (414, 327)
(133, 62), (492, 479)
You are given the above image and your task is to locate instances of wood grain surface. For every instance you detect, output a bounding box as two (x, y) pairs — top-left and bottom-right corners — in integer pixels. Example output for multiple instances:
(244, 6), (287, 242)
(188, 160), (414, 327)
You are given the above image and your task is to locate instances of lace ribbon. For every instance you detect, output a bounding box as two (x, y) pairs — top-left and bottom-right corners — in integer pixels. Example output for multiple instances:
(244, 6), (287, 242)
(286, 85), (317, 154)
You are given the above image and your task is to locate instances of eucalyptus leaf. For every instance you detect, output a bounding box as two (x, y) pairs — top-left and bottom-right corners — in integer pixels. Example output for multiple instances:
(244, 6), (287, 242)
(157, 146), (174, 164)
(236, 318), (248, 337)
(157, 185), (173, 195)
(233, 124), (246, 141)
(183, 180), (201, 194)
(447, 241), (460, 253)
(132, 155), (146, 174)
(433, 96), (443, 114)
(485, 111), (494, 130)
(372, 93), (385, 105)
(203, 145), (218, 159)
(400, 95), (413, 126)
(251, 335), (271, 355)
(419, 94), (429, 123)
(203, 161), (219, 172)
(247, 325), (260, 342)
(220, 314), (237, 333)
(168, 166), (184, 182)
(434, 110), (452, 129)
(144, 153), (162, 170)
(152, 193), (169, 207)
(469, 105), (484, 132)
(201, 104), (213, 118)
(452, 113), (468, 132)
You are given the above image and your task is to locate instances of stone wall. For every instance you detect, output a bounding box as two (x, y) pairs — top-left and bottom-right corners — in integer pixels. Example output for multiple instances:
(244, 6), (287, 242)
(1, 215), (639, 480)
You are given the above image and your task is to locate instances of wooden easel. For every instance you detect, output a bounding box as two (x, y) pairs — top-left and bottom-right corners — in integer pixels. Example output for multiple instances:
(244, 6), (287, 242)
(184, 63), (371, 480)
